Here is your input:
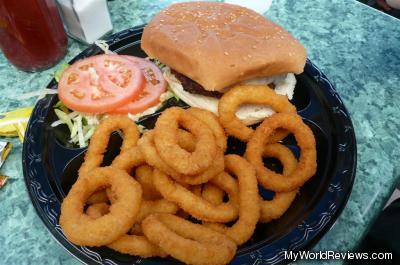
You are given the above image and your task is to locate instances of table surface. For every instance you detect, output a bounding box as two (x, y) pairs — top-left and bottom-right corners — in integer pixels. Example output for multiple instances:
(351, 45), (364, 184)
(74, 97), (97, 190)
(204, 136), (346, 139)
(1, 0), (399, 264)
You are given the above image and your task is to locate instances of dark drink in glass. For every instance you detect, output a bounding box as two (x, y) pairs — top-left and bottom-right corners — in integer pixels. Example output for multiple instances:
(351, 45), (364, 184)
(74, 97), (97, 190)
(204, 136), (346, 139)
(0, 0), (68, 71)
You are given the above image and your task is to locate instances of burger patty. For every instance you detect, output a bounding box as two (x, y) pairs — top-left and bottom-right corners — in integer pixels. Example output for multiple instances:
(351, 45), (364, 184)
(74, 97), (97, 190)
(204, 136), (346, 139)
(171, 69), (223, 98)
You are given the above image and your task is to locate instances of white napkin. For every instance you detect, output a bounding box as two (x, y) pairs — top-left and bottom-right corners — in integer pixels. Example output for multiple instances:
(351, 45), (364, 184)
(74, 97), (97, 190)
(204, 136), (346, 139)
(223, 0), (273, 13)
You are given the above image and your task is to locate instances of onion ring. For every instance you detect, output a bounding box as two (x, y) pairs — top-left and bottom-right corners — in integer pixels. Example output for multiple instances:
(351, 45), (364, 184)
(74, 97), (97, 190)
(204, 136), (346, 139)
(60, 167), (142, 246)
(202, 183), (224, 205)
(187, 107), (227, 151)
(108, 234), (168, 258)
(152, 169), (238, 222)
(138, 130), (224, 185)
(259, 191), (297, 223)
(142, 213), (237, 265)
(245, 113), (317, 192)
(86, 202), (110, 219)
(108, 199), (177, 258)
(258, 143), (299, 222)
(86, 190), (109, 204)
(79, 115), (140, 176)
(204, 155), (260, 245)
(153, 107), (217, 175)
(85, 190), (176, 258)
(135, 165), (162, 200)
(136, 200), (179, 222)
(110, 146), (145, 173)
(218, 85), (296, 142)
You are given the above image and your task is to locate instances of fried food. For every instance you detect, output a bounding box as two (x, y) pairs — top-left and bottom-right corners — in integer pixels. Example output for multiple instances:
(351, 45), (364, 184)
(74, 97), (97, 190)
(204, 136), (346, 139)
(108, 198), (177, 258)
(136, 199), (179, 222)
(202, 183), (224, 205)
(245, 113), (317, 192)
(110, 146), (145, 173)
(187, 107), (227, 151)
(60, 97), (318, 264)
(60, 167), (142, 246)
(142, 213), (237, 265)
(153, 107), (217, 175)
(218, 85), (296, 142)
(86, 190), (109, 204)
(108, 234), (168, 258)
(79, 115), (140, 176)
(86, 202), (110, 219)
(152, 169), (239, 222)
(138, 130), (224, 185)
(259, 191), (298, 223)
(204, 155), (260, 245)
(135, 165), (162, 200)
(259, 143), (299, 222)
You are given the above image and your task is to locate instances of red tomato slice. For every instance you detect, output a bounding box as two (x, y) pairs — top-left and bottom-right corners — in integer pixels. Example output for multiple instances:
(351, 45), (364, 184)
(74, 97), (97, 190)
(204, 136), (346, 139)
(58, 54), (145, 113)
(111, 56), (167, 114)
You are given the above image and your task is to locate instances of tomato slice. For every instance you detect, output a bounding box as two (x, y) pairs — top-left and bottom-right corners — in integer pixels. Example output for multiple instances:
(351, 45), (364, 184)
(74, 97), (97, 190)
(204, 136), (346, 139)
(58, 54), (145, 113)
(111, 56), (167, 114)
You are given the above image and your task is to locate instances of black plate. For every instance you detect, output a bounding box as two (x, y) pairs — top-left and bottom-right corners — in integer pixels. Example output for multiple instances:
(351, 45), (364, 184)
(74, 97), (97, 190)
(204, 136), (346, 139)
(22, 25), (356, 265)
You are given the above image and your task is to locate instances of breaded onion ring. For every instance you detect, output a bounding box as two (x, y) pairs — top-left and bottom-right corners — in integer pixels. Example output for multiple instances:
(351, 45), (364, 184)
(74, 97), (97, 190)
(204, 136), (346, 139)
(142, 214), (237, 265)
(152, 169), (239, 222)
(187, 107), (227, 151)
(86, 147), (145, 205)
(85, 193), (176, 258)
(138, 130), (224, 185)
(110, 146), (145, 173)
(259, 191), (297, 223)
(86, 202), (110, 219)
(218, 85), (296, 142)
(60, 167), (142, 246)
(135, 165), (162, 200)
(108, 199), (177, 258)
(79, 115), (140, 176)
(245, 113), (317, 192)
(108, 234), (168, 258)
(259, 143), (298, 222)
(205, 155), (260, 245)
(202, 183), (224, 205)
(153, 107), (217, 175)
(136, 200), (179, 222)
(86, 190), (109, 205)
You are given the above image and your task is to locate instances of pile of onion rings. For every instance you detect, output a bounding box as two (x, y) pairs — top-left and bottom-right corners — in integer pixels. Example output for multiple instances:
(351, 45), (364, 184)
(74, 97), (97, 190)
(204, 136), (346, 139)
(59, 84), (317, 265)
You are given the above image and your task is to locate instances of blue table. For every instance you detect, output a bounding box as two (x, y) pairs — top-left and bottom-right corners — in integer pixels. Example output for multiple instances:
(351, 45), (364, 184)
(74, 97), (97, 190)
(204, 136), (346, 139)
(0, 0), (399, 264)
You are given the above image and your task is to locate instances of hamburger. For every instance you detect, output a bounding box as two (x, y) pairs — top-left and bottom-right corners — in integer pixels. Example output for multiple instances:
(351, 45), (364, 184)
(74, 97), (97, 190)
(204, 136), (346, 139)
(141, 2), (306, 125)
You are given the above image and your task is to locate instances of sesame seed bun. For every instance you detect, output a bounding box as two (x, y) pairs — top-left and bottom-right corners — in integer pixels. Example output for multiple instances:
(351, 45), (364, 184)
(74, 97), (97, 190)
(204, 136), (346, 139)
(141, 1), (307, 92)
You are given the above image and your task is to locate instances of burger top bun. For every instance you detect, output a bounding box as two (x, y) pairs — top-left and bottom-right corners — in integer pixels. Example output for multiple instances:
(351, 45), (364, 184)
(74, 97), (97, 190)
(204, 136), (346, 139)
(141, 1), (307, 92)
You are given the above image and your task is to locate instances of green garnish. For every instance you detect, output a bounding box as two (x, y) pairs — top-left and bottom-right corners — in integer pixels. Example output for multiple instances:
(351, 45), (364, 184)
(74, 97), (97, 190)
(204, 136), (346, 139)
(170, 90), (180, 101)
(54, 62), (70, 82)
(54, 101), (70, 113)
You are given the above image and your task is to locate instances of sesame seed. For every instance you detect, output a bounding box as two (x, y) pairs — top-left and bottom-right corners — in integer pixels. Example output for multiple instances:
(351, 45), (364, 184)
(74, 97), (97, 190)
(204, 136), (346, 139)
(252, 45), (257, 49)
(247, 54), (252, 58)
(224, 51), (229, 55)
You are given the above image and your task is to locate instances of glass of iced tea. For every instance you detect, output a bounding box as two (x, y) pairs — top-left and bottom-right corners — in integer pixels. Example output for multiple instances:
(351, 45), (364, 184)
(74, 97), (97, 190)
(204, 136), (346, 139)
(0, 0), (68, 72)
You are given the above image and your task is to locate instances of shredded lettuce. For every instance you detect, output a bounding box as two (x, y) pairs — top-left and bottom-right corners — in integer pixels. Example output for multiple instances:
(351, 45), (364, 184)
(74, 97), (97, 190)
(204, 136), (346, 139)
(52, 101), (103, 147)
(94, 40), (116, 55)
(54, 109), (74, 131)
(169, 89), (180, 101)
(153, 59), (166, 70)
(54, 62), (70, 82)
